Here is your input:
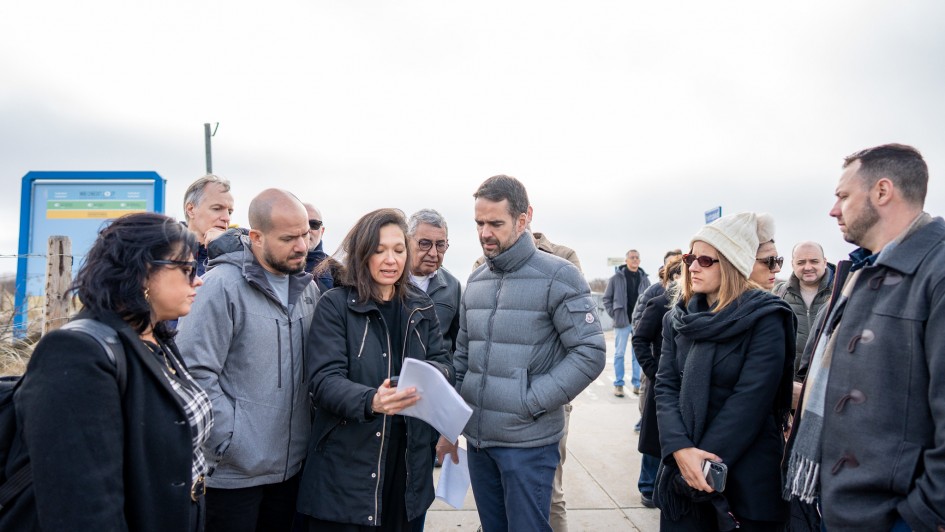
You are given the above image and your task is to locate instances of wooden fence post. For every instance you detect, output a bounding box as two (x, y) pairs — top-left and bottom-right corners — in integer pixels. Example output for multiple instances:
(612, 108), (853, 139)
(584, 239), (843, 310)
(44, 236), (72, 335)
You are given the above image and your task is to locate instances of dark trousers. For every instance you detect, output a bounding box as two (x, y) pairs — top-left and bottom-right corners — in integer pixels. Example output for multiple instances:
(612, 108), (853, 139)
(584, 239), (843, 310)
(205, 474), (300, 532)
(467, 442), (559, 532)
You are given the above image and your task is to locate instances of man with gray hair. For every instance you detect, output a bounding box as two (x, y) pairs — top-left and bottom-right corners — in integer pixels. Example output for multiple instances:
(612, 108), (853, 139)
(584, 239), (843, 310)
(407, 208), (461, 354)
(182, 174), (235, 276)
(178, 189), (319, 532)
(406, 208), (461, 532)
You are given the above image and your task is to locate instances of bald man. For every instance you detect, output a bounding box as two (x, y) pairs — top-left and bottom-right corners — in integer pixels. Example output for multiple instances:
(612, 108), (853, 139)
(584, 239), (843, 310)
(773, 241), (834, 378)
(177, 189), (320, 532)
(302, 202), (335, 291)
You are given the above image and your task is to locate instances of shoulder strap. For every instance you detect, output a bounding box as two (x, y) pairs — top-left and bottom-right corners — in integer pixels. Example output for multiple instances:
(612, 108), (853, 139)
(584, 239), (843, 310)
(60, 319), (128, 395)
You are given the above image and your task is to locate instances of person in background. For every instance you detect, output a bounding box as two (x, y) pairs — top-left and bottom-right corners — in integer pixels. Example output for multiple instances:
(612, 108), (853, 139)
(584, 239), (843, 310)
(773, 241), (834, 379)
(182, 174), (235, 276)
(749, 218), (782, 292)
(1, 212), (212, 531)
(405, 208), (461, 532)
(784, 143), (945, 530)
(177, 189), (318, 532)
(296, 208), (453, 532)
(655, 212), (794, 531)
(302, 202), (335, 292)
(407, 208), (461, 355)
(603, 249), (651, 397)
(631, 253), (683, 509)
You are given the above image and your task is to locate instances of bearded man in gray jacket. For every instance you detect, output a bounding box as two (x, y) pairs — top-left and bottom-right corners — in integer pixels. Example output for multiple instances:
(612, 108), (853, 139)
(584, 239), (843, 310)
(177, 189), (319, 532)
(437, 175), (606, 532)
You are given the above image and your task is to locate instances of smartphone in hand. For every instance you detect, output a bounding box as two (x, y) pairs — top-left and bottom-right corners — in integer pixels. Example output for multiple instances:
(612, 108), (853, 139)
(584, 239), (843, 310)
(702, 460), (728, 492)
(389, 376), (399, 388)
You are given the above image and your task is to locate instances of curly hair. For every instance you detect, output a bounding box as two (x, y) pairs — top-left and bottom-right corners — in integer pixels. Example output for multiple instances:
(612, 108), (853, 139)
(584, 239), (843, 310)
(72, 212), (198, 338)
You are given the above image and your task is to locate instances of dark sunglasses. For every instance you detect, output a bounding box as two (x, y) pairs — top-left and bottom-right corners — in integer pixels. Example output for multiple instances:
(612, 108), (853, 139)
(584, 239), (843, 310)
(682, 254), (720, 268)
(756, 256), (784, 271)
(152, 259), (198, 283)
(415, 238), (449, 253)
(309, 219), (323, 230)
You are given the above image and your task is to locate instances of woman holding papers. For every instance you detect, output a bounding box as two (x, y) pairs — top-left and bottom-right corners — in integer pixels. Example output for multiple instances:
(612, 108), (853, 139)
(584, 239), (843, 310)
(297, 208), (454, 532)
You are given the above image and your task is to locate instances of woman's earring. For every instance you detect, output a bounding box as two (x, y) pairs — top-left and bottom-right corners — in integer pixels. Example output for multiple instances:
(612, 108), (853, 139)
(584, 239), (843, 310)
(144, 287), (151, 302)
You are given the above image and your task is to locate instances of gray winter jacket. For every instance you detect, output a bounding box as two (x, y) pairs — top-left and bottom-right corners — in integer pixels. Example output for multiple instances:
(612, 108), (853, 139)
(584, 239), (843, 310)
(816, 216), (945, 530)
(774, 264), (835, 377)
(603, 265), (651, 328)
(454, 233), (606, 449)
(177, 237), (319, 489)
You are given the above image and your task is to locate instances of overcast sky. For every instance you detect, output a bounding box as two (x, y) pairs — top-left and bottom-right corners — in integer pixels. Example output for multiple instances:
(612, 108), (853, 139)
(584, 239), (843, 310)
(2, 1), (944, 285)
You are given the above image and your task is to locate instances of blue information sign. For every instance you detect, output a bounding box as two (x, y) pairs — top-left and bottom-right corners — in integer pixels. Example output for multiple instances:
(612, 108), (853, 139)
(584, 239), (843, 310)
(705, 206), (723, 223)
(14, 171), (165, 336)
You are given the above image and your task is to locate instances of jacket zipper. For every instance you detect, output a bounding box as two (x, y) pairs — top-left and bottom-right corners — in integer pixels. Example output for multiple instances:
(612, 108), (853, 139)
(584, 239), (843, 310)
(371, 313), (394, 524)
(283, 316), (295, 480)
(276, 318), (283, 388)
(479, 275), (503, 449)
(357, 319), (370, 358)
(399, 303), (434, 497)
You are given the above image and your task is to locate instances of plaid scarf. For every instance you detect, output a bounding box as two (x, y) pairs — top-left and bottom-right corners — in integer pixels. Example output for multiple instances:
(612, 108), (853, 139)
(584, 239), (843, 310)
(784, 268), (860, 503)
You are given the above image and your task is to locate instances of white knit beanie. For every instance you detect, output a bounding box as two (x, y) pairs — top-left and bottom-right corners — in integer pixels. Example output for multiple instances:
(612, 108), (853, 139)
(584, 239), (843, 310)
(690, 212), (770, 279)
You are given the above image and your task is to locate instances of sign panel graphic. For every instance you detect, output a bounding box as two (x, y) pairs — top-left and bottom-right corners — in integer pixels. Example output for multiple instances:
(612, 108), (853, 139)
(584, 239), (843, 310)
(15, 172), (166, 336)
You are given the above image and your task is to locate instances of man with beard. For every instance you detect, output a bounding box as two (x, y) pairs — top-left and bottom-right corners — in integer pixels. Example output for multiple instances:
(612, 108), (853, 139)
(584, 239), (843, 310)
(438, 175), (605, 532)
(177, 189), (319, 532)
(784, 144), (945, 531)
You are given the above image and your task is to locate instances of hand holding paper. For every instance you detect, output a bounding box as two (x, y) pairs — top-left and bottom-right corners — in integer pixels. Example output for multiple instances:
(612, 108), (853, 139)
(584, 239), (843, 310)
(396, 358), (472, 443)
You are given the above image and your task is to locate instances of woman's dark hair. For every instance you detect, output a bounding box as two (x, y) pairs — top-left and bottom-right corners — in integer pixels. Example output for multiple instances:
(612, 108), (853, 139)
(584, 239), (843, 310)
(72, 212), (198, 338)
(336, 208), (411, 304)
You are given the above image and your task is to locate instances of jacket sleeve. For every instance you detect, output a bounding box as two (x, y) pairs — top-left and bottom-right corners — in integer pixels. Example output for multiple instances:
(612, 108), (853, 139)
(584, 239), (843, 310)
(452, 293), (470, 394)
(307, 294), (379, 421)
(632, 296), (664, 380)
(523, 265), (606, 417)
(602, 276), (616, 318)
(697, 312), (788, 465)
(898, 277), (945, 530)
(175, 273), (236, 457)
(18, 331), (127, 530)
(655, 311), (695, 460)
(420, 304), (455, 385)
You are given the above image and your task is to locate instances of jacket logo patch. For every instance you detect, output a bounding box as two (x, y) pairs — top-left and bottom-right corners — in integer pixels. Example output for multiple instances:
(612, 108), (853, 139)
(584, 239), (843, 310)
(585, 312), (595, 324)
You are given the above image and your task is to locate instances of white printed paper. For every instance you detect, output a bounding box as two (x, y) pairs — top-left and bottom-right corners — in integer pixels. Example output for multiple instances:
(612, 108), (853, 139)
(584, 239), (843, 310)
(396, 357), (472, 443)
(435, 447), (470, 509)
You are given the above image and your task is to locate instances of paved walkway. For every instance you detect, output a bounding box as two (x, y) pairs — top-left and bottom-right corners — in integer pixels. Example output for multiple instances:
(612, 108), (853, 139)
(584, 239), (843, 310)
(426, 331), (660, 531)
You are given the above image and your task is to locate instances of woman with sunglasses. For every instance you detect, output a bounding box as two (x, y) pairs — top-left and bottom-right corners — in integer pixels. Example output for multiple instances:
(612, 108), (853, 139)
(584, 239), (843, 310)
(296, 208), (453, 532)
(751, 236), (784, 292)
(654, 212), (796, 531)
(2, 212), (212, 531)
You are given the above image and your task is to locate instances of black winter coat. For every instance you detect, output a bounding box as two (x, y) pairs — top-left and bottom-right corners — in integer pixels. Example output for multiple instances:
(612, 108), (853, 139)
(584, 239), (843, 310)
(297, 285), (454, 526)
(0, 311), (199, 532)
(656, 295), (792, 523)
(632, 288), (671, 457)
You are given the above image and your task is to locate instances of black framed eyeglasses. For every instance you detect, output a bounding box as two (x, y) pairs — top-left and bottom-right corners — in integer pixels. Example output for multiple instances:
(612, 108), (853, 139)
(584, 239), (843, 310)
(309, 219), (323, 230)
(682, 254), (720, 268)
(152, 260), (198, 283)
(415, 238), (449, 253)
(756, 256), (784, 271)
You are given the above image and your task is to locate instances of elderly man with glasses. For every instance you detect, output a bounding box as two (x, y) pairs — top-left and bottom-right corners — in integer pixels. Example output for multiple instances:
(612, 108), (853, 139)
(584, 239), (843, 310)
(404, 208), (461, 532)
